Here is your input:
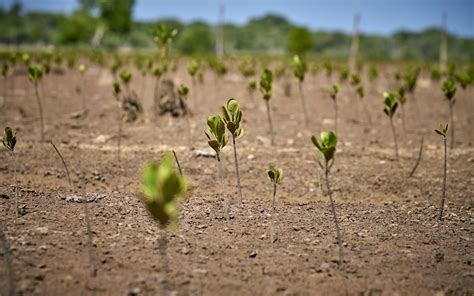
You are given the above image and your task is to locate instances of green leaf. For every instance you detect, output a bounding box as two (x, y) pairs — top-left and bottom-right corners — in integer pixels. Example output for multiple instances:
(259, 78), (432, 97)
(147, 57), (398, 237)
(2, 126), (16, 152)
(311, 135), (321, 150)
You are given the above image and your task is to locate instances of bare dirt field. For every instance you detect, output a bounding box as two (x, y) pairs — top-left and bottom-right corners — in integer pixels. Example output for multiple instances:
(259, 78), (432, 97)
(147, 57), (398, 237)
(0, 63), (473, 295)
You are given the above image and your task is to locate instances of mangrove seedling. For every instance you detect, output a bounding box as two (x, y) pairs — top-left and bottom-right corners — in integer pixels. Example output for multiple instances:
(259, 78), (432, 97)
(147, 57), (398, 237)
(205, 115), (229, 218)
(50, 140), (72, 189)
(187, 59), (200, 102)
(221, 99), (244, 206)
(368, 66), (378, 81)
(339, 68), (350, 83)
(178, 84), (192, 148)
(2, 127), (19, 217)
(383, 92), (399, 160)
(28, 65), (45, 142)
(329, 84), (340, 134)
(78, 64), (87, 112)
(356, 85), (372, 124)
(323, 62), (333, 77)
(259, 69), (275, 145)
(292, 55), (309, 127)
(153, 23), (178, 60)
(113, 81), (123, 164)
(434, 123), (448, 220)
(441, 79), (456, 149)
(139, 154), (187, 292)
(120, 70), (132, 95)
(267, 165), (283, 243)
(311, 131), (344, 268)
(267, 165), (283, 209)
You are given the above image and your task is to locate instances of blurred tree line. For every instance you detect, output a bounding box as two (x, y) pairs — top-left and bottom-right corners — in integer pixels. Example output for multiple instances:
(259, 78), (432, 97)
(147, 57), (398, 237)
(0, 1), (472, 61)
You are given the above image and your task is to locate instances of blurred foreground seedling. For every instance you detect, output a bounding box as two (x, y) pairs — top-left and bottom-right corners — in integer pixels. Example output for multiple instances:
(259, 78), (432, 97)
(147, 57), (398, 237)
(139, 153), (188, 292)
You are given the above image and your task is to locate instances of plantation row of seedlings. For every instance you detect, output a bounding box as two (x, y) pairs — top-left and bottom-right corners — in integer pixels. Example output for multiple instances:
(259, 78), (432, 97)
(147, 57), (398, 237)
(1, 25), (472, 294)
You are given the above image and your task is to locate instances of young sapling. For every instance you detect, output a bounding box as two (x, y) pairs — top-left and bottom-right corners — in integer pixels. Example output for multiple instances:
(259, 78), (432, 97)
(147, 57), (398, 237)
(383, 92), (399, 160)
(113, 81), (123, 164)
(78, 64), (87, 113)
(221, 99), (244, 206)
(120, 70), (132, 96)
(311, 131), (344, 268)
(259, 69), (275, 145)
(292, 55), (309, 127)
(267, 165), (283, 209)
(187, 59), (200, 103)
(3, 127), (19, 217)
(441, 79), (456, 149)
(205, 115), (229, 217)
(139, 154), (188, 292)
(329, 84), (340, 135)
(267, 165), (283, 243)
(28, 65), (45, 142)
(178, 84), (192, 148)
(434, 123), (448, 220)
(153, 24), (178, 61)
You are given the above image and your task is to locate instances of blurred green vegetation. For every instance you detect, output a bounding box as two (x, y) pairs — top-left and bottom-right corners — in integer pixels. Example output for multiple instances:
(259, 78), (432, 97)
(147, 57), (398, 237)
(0, 2), (472, 61)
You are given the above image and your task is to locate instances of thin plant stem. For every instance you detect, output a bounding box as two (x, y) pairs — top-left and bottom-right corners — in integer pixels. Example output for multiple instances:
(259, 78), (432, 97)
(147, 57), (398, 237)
(401, 104), (406, 133)
(12, 151), (18, 218)
(324, 161), (344, 268)
(217, 155), (228, 219)
(439, 135), (447, 220)
(172, 150), (183, 176)
(50, 140), (72, 189)
(298, 82), (310, 127)
(80, 165), (96, 277)
(33, 82), (45, 142)
(231, 135), (243, 207)
(265, 100), (275, 146)
(334, 99), (338, 135)
(0, 229), (15, 296)
(449, 102), (454, 149)
(389, 116), (399, 160)
(409, 136), (424, 177)
(270, 183), (277, 243)
(272, 182), (277, 209)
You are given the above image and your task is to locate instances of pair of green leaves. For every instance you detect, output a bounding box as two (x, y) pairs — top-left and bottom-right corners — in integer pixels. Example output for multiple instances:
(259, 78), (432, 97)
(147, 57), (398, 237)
(368, 66), (378, 81)
(292, 55), (307, 82)
(383, 92), (398, 118)
(267, 165), (283, 185)
(442, 79), (456, 103)
(120, 70), (132, 85)
(140, 154), (188, 227)
(350, 74), (360, 86)
(330, 84), (340, 101)
(356, 85), (364, 99)
(28, 65), (43, 83)
(397, 86), (407, 105)
(178, 84), (189, 97)
(221, 99), (244, 138)
(2, 64), (9, 77)
(259, 69), (273, 101)
(2, 127), (16, 152)
(113, 81), (121, 96)
(79, 64), (87, 76)
(205, 115), (228, 156)
(435, 123), (448, 137)
(187, 59), (199, 77)
(311, 131), (338, 163)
